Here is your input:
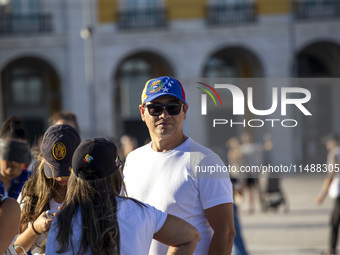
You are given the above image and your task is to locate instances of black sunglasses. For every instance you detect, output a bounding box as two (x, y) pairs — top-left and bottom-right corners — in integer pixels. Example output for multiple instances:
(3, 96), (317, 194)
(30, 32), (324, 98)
(145, 103), (183, 116)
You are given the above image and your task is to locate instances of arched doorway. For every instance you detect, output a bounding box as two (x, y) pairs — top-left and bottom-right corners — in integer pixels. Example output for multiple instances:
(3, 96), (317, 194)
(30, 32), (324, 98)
(293, 41), (340, 164)
(1, 57), (61, 143)
(201, 46), (264, 150)
(203, 46), (264, 78)
(296, 41), (340, 77)
(114, 51), (173, 145)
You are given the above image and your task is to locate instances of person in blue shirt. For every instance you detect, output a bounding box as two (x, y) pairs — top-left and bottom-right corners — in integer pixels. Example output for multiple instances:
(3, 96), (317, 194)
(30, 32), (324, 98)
(0, 116), (31, 199)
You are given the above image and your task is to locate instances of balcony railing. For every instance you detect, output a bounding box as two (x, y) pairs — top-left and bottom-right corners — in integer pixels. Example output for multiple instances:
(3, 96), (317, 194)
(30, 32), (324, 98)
(206, 2), (257, 26)
(293, 0), (340, 20)
(117, 7), (168, 30)
(0, 13), (52, 35)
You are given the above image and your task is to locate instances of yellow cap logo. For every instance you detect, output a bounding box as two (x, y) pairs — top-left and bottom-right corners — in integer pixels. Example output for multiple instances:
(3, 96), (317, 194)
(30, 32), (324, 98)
(52, 142), (66, 160)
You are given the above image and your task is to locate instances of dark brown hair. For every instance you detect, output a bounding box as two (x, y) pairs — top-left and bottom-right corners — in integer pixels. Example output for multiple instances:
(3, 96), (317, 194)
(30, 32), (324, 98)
(48, 111), (80, 132)
(56, 172), (121, 255)
(0, 116), (30, 142)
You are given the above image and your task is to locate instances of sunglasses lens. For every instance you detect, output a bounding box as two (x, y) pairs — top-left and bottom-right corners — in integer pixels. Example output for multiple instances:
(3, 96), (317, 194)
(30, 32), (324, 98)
(147, 104), (163, 116)
(146, 103), (182, 116)
(166, 104), (181, 115)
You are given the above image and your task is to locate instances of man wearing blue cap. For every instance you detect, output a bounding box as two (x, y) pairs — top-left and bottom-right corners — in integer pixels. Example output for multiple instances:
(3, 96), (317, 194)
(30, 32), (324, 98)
(124, 76), (235, 255)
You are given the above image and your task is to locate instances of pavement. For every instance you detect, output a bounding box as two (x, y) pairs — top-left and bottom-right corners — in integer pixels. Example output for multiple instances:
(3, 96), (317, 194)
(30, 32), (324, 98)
(237, 177), (333, 255)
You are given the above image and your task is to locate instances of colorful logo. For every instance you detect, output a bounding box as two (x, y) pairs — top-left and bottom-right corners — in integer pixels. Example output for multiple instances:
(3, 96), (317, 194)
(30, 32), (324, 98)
(149, 80), (163, 94)
(52, 142), (66, 160)
(115, 155), (120, 166)
(196, 82), (222, 115)
(83, 154), (93, 164)
(197, 82), (222, 106)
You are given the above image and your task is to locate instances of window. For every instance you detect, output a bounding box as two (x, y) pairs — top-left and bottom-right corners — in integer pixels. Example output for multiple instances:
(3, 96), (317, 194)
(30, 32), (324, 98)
(204, 57), (238, 78)
(206, 0), (256, 25)
(294, 0), (340, 20)
(1, 57), (61, 142)
(8, 66), (44, 106)
(0, 0), (51, 35)
(117, 0), (167, 30)
(10, 0), (42, 13)
(120, 0), (161, 9)
(118, 58), (153, 118)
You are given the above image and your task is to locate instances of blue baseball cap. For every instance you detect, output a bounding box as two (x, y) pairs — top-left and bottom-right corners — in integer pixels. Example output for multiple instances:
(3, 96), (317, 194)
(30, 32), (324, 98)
(141, 76), (187, 105)
(42, 124), (81, 178)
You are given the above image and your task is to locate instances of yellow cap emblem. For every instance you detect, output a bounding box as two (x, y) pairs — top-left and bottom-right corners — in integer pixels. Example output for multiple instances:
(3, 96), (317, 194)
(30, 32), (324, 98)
(52, 142), (66, 160)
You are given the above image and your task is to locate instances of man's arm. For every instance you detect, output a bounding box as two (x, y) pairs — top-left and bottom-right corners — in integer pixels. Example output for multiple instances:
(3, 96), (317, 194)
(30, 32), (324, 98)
(204, 203), (235, 255)
(317, 151), (337, 204)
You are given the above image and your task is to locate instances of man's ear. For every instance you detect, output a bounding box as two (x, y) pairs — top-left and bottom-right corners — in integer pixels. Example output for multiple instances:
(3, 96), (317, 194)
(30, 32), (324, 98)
(183, 104), (189, 120)
(183, 103), (189, 113)
(139, 104), (146, 122)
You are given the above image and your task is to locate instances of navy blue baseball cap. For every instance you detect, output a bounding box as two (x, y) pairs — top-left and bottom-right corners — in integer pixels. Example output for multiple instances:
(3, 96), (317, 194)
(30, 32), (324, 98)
(72, 138), (120, 180)
(0, 139), (31, 164)
(42, 124), (81, 178)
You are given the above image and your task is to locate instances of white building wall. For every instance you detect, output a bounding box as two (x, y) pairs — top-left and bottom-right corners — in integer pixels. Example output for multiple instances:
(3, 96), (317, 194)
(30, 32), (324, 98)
(62, 1), (93, 138)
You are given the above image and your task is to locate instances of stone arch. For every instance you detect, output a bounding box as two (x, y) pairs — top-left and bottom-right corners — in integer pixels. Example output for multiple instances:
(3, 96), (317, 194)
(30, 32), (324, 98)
(1, 56), (61, 142)
(200, 45), (265, 147)
(202, 45), (264, 78)
(292, 41), (340, 164)
(294, 40), (340, 77)
(112, 51), (174, 145)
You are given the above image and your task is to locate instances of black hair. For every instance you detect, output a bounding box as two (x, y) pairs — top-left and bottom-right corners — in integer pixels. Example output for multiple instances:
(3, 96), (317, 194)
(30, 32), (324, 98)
(0, 116), (30, 142)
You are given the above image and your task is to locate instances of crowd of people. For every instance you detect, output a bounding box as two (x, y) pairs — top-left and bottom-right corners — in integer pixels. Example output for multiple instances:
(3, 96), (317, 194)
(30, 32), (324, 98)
(1, 76), (338, 255)
(0, 76), (235, 255)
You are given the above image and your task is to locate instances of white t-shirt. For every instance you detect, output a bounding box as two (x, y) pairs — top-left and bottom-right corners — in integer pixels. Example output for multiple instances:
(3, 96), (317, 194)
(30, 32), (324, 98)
(17, 194), (62, 255)
(123, 138), (234, 255)
(45, 197), (167, 255)
(328, 147), (340, 199)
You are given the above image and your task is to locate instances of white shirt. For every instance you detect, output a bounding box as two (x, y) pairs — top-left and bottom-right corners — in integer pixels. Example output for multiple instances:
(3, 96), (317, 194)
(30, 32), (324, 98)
(124, 138), (233, 255)
(45, 197), (167, 255)
(17, 194), (62, 255)
(328, 147), (340, 198)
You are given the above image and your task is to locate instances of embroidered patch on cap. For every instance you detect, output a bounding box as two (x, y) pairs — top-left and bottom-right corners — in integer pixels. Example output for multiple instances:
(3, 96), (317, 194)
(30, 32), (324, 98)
(83, 154), (93, 164)
(149, 80), (163, 94)
(115, 155), (119, 166)
(52, 142), (66, 160)
(141, 76), (187, 105)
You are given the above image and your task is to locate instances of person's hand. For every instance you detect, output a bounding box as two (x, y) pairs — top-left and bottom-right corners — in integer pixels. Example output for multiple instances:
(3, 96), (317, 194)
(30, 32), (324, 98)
(32, 211), (54, 234)
(316, 194), (325, 205)
(237, 188), (244, 196)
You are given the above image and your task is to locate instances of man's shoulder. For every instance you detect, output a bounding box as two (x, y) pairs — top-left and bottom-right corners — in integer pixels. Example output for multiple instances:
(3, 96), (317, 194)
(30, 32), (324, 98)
(189, 138), (217, 157)
(132, 143), (150, 153)
(125, 143), (151, 161)
(125, 139), (218, 159)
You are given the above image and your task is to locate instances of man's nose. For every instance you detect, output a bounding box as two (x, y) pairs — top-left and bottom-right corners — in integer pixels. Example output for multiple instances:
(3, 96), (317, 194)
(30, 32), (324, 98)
(159, 106), (170, 118)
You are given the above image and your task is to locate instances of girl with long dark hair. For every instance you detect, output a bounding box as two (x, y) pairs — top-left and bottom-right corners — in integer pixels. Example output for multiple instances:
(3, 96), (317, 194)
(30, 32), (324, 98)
(46, 137), (200, 255)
